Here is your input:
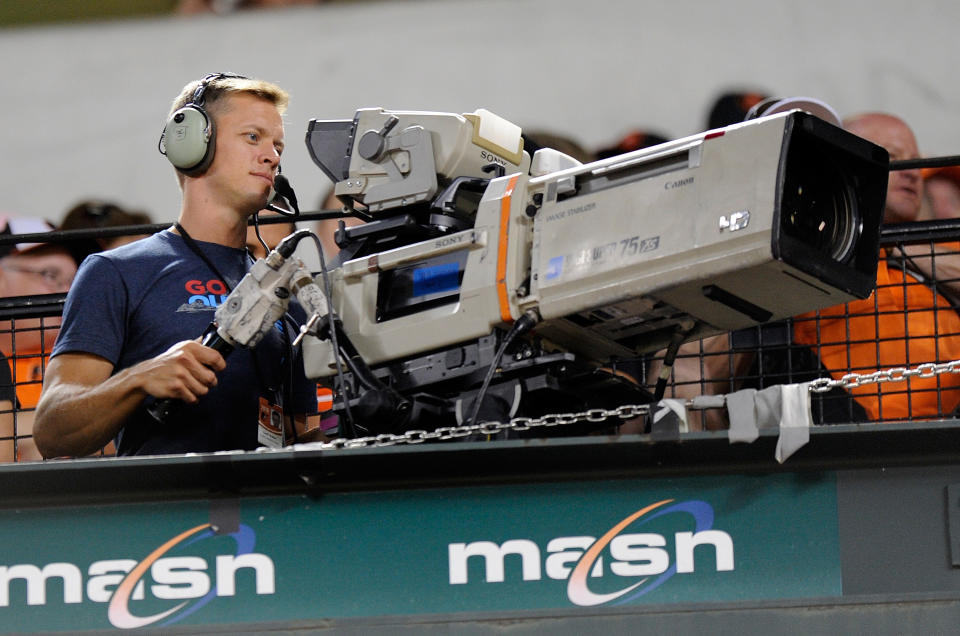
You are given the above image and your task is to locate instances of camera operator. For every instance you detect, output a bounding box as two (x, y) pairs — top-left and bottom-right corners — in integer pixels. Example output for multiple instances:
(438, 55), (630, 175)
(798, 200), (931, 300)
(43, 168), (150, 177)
(34, 73), (317, 458)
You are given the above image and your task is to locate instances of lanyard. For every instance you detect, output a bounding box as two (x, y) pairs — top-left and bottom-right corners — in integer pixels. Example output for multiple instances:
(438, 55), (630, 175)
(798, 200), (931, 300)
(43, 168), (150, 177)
(174, 223), (248, 292)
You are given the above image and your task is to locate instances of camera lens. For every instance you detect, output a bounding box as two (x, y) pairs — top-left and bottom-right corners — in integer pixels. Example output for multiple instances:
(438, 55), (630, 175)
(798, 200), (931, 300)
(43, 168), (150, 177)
(780, 156), (861, 264)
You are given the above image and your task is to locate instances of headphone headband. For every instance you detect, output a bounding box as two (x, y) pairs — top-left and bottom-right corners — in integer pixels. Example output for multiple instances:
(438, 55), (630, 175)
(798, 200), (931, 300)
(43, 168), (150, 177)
(190, 72), (249, 108)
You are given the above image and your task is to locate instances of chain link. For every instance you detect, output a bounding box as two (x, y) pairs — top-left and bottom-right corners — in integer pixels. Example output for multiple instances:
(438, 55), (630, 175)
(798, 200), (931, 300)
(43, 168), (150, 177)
(307, 403), (653, 451)
(304, 358), (960, 450)
(807, 357), (960, 393)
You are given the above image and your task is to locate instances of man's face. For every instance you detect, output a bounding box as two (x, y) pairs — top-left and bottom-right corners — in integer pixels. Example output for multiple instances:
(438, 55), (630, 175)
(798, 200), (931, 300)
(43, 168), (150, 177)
(0, 246), (77, 356)
(0, 248), (76, 296)
(204, 93), (285, 215)
(926, 177), (960, 220)
(847, 115), (922, 223)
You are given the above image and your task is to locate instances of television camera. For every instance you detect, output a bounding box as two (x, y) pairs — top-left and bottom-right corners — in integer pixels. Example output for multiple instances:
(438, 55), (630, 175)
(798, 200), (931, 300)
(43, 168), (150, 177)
(299, 106), (889, 436)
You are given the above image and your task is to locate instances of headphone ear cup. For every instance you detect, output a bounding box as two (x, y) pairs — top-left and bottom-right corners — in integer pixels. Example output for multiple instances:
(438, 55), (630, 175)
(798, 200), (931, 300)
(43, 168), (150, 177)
(160, 105), (216, 175)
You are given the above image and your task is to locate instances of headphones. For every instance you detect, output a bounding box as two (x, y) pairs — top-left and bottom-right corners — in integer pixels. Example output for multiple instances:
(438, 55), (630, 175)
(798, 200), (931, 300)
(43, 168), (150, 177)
(158, 72), (248, 176)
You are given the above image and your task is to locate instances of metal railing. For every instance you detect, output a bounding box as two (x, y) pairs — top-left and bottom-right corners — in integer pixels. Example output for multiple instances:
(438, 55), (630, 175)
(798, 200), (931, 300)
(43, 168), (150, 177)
(0, 298), (70, 461)
(3, 218), (960, 460)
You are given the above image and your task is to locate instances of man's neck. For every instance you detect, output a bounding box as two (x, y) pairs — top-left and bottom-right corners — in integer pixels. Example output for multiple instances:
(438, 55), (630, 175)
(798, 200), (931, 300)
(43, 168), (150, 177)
(176, 195), (250, 249)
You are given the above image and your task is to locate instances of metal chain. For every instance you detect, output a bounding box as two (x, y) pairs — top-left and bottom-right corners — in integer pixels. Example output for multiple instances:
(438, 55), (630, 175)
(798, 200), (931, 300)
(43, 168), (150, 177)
(807, 359), (960, 393)
(307, 358), (960, 450)
(310, 404), (650, 450)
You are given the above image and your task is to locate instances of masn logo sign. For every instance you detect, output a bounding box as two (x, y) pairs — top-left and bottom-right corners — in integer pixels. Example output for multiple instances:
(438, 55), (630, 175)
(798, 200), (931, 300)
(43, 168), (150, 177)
(448, 499), (733, 606)
(0, 523), (274, 629)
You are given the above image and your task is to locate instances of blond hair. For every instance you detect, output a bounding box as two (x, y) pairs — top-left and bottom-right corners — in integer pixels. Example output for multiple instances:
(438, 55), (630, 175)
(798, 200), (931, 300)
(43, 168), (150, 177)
(168, 74), (289, 120)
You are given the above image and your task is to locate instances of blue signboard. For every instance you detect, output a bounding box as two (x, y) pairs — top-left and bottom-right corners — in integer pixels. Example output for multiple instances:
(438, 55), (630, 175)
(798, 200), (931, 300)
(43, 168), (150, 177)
(0, 472), (840, 632)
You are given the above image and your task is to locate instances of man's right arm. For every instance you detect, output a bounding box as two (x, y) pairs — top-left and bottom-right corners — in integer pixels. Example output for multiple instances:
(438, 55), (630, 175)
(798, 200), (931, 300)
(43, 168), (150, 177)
(33, 341), (227, 459)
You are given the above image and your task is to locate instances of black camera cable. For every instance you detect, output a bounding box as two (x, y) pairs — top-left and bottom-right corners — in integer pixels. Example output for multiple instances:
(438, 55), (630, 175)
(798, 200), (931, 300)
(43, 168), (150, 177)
(465, 310), (540, 429)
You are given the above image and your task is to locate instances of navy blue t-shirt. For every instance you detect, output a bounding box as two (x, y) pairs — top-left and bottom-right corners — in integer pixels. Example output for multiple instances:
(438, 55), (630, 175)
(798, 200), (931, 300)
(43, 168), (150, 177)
(53, 230), (316, 456)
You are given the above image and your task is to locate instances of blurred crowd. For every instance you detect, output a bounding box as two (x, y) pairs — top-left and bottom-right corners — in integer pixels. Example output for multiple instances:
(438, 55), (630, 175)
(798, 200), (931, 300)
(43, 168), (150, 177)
(174, 0), (326, 14)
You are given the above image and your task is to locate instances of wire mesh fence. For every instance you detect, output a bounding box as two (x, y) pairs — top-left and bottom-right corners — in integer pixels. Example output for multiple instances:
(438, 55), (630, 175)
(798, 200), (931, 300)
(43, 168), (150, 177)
(643, 223), (960, 429)
(2, 220), (960, 460)
(0, 299), (67, 462)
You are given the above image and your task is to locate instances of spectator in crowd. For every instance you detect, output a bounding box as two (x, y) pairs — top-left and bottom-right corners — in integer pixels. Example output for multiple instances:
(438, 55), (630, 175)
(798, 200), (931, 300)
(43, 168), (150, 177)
(35, 73), (317, 458)
(594, 129), (670, 160)
(705, 90), (770, 129)
(921, 166), (960, 220)
(60, 200), (155, 252)
(846, 113), (925, 224)
(523, 130), (594, 163)
(0, 217), (80, 460)
(0, 219), (77, 404)
(792, 112), (960, 421)
(176, 0), (322, 14)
